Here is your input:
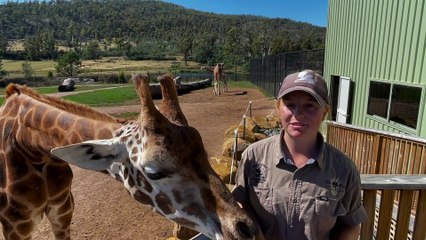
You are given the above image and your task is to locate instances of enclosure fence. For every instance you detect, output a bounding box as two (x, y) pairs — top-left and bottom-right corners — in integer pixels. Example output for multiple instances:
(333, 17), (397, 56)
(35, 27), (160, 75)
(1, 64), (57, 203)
(249, 49), (325, 97)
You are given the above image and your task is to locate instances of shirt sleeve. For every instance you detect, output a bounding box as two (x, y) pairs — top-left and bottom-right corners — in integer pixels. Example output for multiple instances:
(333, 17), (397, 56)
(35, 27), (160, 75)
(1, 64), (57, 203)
(339, 166), (368, 225)
(232, 150), (251, 206)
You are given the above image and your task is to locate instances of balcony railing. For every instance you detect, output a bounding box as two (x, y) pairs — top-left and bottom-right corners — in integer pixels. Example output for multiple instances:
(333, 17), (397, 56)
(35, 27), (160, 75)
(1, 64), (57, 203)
(326, 121), (426, 175)
(361, 174), (426, 240)
(327, 122), (426, 240)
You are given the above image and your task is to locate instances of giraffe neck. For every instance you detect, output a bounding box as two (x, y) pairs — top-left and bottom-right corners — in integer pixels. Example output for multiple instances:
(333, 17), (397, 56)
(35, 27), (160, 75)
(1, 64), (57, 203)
(2, 89), (122, 157)
(0, 84), (128, 240)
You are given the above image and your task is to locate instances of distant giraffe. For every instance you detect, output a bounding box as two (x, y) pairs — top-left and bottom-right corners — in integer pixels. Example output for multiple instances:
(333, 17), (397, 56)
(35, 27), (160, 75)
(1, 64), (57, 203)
(201, 63), (227, 95)
(0, 74), (260, 239)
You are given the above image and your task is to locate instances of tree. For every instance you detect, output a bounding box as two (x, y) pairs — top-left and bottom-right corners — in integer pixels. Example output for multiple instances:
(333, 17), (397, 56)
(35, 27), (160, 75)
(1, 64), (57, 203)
(23, 31), (57, 60)
(193, 34), (217, 64)
(55, 51), (82, 77)
(22, 61), (34, 79)
(0, 37), (8, 57)
(271, 35), (292, 55)
(83, 40), (101, 60)
(47, 70), (54, 79)
(300, 37), (313, 50)
(178, 36), (192, 66)
(39, 31), (57, 59)
(23, 36), (41, 60)
(256, 20), (273, 57)
(113, 37), (132, 55)
(224, 27), (245, 67)
(118, 70), (126, 83)
(0, 58), (7, 78)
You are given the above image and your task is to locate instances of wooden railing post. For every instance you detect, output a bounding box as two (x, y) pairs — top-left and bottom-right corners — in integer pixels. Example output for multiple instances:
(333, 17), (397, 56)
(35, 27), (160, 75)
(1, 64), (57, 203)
(360, 190), (376, 240)
(372, 134), (382, 174)
(412, 189), (426, 239)
(394, 190), (414, 239)
(376, 190), (395, 240)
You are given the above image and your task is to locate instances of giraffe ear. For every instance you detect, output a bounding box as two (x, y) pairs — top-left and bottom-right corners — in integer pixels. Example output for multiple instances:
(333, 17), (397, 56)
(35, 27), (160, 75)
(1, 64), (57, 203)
(50, 139), (128, 171)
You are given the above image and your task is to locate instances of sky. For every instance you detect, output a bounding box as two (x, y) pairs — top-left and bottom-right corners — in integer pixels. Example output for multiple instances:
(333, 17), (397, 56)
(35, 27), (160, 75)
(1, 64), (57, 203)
(0, 0), (328, 27)
(163, 0), (328, 27)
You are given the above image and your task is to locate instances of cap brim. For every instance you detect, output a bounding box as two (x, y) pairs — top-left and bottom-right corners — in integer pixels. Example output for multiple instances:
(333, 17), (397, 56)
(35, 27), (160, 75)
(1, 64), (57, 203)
(277, 86), (326, 107)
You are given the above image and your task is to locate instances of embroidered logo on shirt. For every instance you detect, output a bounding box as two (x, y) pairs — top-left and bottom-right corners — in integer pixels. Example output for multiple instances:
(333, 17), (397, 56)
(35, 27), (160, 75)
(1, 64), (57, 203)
(251, 163), (267, 186)
(326, 177), (345, 197)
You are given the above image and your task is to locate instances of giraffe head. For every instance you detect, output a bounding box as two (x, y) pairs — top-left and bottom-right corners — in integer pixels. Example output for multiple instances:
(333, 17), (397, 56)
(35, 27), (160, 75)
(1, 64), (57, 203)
(215, 63), (224, 71)
(51, 74), (260, 239)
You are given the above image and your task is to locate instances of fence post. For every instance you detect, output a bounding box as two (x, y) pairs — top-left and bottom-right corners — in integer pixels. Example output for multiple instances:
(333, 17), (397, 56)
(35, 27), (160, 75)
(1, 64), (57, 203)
(230, 129), (239, 184)
(243, 115), (246, 140)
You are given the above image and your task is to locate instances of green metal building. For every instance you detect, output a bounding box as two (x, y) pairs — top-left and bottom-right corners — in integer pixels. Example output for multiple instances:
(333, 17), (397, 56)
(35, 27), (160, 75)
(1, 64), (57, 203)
(323, 0), (426, 138)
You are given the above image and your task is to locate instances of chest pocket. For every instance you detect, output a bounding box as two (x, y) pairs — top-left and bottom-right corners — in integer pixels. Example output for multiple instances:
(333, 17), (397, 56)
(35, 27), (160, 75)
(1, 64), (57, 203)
(315, 196), (346, 217)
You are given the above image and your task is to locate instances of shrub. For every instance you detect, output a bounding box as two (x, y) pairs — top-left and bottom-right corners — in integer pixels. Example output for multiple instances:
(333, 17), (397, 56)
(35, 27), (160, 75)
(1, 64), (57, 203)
(47, 70), (54, 78)
(118, 70), (126, 83)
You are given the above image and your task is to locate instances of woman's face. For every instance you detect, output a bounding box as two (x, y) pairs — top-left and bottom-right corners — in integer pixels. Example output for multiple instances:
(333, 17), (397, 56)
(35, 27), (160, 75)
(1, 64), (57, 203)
(277, 91), (328, 140)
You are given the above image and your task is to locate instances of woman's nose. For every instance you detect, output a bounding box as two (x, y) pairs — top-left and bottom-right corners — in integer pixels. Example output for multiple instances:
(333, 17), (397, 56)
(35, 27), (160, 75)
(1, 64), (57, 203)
(292, 105), (304, 115)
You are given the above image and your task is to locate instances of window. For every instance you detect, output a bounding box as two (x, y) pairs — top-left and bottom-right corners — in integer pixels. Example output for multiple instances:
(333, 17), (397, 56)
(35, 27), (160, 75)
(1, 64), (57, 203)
(367, 82), (390, 118)
(367, 81), (421, 129)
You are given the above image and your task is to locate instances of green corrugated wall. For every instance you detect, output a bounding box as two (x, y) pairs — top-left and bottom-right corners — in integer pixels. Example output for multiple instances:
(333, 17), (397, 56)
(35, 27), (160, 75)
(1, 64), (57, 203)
(324, 0), (426, 137)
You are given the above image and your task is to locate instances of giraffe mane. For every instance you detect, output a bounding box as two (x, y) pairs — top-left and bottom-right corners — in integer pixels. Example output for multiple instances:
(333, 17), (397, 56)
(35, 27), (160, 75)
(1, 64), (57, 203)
(5, 83), (126, 123)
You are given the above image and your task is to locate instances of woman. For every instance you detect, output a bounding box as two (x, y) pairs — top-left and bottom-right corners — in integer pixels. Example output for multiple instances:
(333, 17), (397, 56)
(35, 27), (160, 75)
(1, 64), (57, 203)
(232, 70), (367, 240)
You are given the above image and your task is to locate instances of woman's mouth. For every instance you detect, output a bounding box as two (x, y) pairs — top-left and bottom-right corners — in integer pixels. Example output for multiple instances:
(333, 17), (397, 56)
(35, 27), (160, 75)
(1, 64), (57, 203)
(291, 122), (306, 127)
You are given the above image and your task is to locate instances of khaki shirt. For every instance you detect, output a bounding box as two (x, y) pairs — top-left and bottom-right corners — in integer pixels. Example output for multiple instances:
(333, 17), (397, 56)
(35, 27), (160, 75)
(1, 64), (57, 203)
(232, 131), (367, 240)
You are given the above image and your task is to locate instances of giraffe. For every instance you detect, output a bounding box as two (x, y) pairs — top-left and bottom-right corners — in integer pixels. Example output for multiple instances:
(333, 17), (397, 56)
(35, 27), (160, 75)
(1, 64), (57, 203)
(0, 74), (260, 239)
(201, 63), (227, 95)
(0, 82), (125, 239)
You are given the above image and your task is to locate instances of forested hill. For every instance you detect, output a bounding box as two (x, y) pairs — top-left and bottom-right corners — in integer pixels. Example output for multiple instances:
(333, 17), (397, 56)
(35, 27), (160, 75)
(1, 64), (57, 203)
(0, 0), (326, 64)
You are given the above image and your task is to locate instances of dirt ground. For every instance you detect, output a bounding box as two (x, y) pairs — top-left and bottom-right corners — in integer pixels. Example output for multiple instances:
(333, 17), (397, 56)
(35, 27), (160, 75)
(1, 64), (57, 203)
(31, 86), (276, 240)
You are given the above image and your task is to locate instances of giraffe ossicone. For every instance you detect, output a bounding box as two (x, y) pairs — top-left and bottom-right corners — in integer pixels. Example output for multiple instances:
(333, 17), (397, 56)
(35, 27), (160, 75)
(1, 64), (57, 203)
(51, 74), (260, 240)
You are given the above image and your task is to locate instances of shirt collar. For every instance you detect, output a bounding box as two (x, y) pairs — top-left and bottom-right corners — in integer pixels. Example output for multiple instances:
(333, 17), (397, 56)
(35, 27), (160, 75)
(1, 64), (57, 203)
(275, 130), (326, 169)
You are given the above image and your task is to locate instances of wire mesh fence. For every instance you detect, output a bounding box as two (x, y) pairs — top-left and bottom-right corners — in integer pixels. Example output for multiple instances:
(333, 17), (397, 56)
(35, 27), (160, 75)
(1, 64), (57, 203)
(249, 49), (325, 98)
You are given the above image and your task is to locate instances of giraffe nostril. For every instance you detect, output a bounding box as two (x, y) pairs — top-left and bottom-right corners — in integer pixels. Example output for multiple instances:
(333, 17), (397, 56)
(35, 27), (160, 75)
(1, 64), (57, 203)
(236, 221), (254, 239)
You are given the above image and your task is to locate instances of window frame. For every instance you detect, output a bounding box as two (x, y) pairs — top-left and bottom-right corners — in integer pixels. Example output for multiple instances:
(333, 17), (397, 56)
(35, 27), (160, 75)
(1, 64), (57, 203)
(366, 80), (424, 133)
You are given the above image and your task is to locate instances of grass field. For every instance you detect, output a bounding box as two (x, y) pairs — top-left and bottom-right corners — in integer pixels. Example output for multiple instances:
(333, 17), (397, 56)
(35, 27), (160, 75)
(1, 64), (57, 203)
(0, 80), (259, 107)
(2, 57), (202, 78)
(0, 84), (130, 105)
(35, 84), (124, 94)
(62, 85), (138, 106)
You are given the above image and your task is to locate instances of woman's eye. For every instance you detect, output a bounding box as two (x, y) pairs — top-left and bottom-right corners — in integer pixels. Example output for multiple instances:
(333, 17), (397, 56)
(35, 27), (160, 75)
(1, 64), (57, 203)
(284, 102), (296, 109)
(304, 103), (316, 111)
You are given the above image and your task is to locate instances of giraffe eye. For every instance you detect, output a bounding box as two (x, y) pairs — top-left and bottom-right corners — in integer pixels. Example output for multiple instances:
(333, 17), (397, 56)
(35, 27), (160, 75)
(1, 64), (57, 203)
(143, 166), (169, 180)
(146, 171), (168, 180)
